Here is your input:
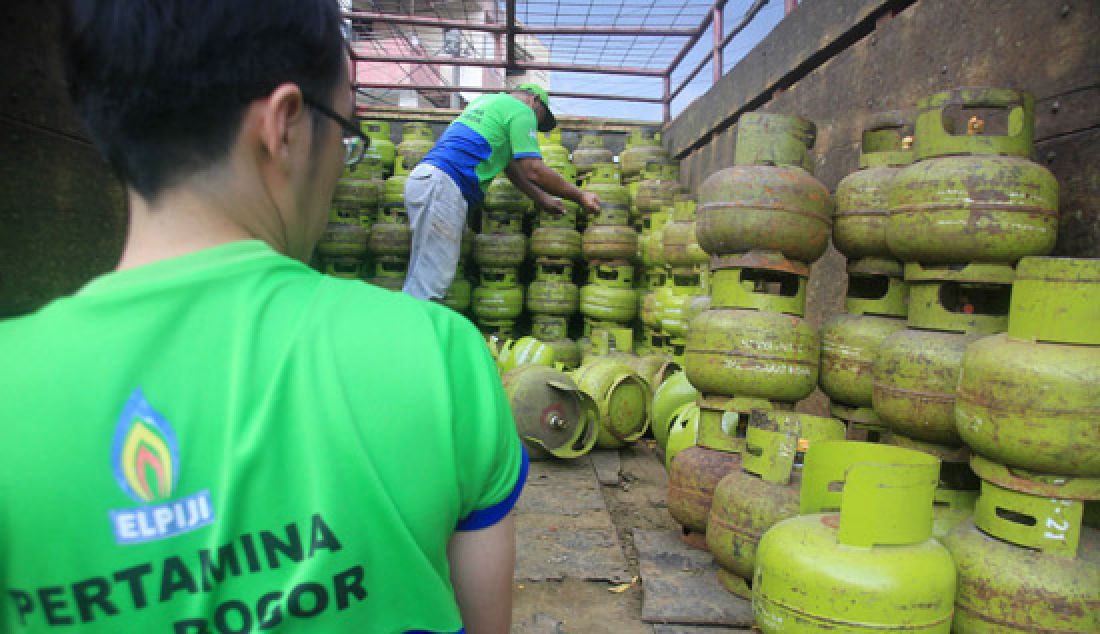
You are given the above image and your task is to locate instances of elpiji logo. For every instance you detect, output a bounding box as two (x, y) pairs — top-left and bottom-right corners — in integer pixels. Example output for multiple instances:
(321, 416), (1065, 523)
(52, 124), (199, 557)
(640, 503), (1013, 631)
(108, 388), (214, 544)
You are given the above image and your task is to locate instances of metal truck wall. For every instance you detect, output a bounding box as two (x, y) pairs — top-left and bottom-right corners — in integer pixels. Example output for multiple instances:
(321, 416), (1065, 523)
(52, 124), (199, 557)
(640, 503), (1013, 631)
(665, 0), (1100, 414)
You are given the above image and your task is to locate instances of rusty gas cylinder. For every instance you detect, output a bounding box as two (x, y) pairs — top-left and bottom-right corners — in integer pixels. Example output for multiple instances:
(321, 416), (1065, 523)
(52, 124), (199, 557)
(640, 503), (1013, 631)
(668, 446), (743, 535)
(697, 113), (832, 263)
(634, 162), (683, 215)
(887, 87), (1058, 264)
(316, 222), (368, 258)
(572, 134), (614, 178)
(872, 263), (1010, 445)
(943, 465), (1100, 634)
(662, 198), (709, 270)
(474, 231), (525, 268)
(820, 258), (908, 409)
(708, 251), (809, 317)
(537, 128), (570, 166)
(707, 411), (846, 598)
(620, 127), (668, 182)
(834, 111), (915, 259)
(397, 121), (434, 168)
(956, 257), (1100, 478)
(685, 309), (820, 402)
(502, 364), (599, 461)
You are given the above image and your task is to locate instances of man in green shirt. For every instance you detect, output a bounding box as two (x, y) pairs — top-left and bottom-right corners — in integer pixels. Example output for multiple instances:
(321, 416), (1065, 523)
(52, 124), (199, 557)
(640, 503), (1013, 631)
(0, 1), (524, 632)
(406, 85), (602, 300)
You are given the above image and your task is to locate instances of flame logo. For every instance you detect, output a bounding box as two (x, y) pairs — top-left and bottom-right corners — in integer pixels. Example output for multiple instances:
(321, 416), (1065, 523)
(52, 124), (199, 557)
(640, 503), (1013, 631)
(113, 389), (179, 503)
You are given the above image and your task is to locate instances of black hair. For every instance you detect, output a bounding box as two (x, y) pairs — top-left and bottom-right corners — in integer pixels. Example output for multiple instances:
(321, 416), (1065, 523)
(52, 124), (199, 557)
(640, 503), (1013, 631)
(65, 0), (346, 201)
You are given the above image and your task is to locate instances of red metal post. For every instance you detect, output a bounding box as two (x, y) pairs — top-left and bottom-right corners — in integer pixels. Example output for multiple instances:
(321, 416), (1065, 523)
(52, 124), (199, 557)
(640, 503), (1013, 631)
(354, 82), (664, 103)
(663, 75), (671, 123)
(351, 51), (666, 77)
(785, 0), (799, 15)
(713, 2), (724, 83)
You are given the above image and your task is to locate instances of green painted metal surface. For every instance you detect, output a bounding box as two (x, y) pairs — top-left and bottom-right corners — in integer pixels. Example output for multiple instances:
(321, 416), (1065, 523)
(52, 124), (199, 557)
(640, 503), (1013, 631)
(572, 358), (650, 449)
(707, 411), (846, 598)
(957, 333), (1100, 477)
(316, 222), (368, 258)
(572, 133), (613, 177)
(905, 263), (1012, 334)
(620, 127), (667, 181)
(709, 255), (808, 317)
(529, 227), (581, 260)
(664, 403), (700, 470)
(696, 396), (774, 454)
(943, 480), (1100, 633)
(696, 164), (833, 264)
(844, 258), (909, 318)
(872, 327), (983, 445)
(685, 308), (820, 402)
(651, 371), (699, 452)
(472, 283), (523, 321)
(582, 225), (638, 261)
(733, 113), (817, 172)
(821, 313), (907, 408)
(753, 441), (954, 633)
(397, 121), (434, 168)
(1009, 257), (1100, 345)
(359, 120), (397, 174)
(474, 232), (526, 267)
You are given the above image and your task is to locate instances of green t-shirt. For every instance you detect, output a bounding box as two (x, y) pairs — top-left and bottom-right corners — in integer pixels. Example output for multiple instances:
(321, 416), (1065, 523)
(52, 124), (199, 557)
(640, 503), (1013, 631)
(0, 241), (526, 633)
(421, 92), (543, 204)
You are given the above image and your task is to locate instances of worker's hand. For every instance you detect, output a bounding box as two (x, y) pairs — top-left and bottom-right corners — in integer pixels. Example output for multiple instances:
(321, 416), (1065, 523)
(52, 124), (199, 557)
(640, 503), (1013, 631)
(540, 195), (566, 216)
(579, 191), (602, 214)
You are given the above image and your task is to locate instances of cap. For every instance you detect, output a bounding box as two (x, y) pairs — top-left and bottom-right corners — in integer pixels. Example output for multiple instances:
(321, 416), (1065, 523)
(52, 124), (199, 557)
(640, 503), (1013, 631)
(516, 83), (557, 132)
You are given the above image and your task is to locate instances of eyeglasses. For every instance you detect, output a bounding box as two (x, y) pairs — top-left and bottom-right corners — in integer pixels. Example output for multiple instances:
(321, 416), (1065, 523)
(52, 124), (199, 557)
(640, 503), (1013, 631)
(302, 95), (371, 166)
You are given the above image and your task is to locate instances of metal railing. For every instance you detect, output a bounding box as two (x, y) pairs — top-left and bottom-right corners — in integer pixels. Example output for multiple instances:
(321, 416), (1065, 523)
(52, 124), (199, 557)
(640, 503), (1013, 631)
(348, 1), (796, 123)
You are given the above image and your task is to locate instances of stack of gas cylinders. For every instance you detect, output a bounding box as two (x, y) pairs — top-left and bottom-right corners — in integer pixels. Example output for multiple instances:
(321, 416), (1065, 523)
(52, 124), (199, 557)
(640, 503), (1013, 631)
(668, 113), (832, 548)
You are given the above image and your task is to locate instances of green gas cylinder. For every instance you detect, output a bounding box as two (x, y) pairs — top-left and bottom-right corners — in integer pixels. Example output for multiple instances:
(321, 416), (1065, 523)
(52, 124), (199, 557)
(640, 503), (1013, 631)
(685, 308), (820, 402)
(665, 403), (701, 470)
(475, 232), (526, 268)
(753, 441), (956, 633)
(316, 222), (368, 258)
(620, 127), (667, 182)
(572, 358), (650, 449)
(332, 162), (381, 229)
(733, 112), (817, 172)
(582, 224), (638, 261)
(662, 198), (709, 270)
(537, 128), (571, 166)
(634, 162), (682, 215)
(527, 259), (579, 317)
(485, 174), (533, 215)
(668, 445), (743, 535)
(323, 257), (362, 280)
(397, 122), (434, 168)
(887, 88), (1058, 264)
(696, 394), (774, 454)
(359, 120), (397, 175)
(834, 111), (915, 259)
(943, 472), (1100, 633)
(708, 251), (809, 316)
(707, 411), (847, 598)
(583, 163), (630, 217)
(956, 257), (1100, 478)
(379, 156), (410, 222)
(820, 258), (909, 408)
(530, 226), (582, 260)
(572, 134), (613, 178)
(657, 269), (707, 340)
(502, 364), (599, 461)
(651, 371), (699, 452)
(697, 113), (832, 262)
(872, 263), (1010, 445)
(442, 266), (472, 313)
(473, 274), (523, 321)
(496, 336), (556, 374)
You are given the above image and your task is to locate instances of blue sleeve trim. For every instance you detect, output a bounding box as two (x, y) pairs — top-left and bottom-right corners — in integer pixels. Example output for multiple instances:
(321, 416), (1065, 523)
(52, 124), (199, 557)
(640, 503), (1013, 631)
(513, 152), (542, 160)
(455, 446), (529, 532)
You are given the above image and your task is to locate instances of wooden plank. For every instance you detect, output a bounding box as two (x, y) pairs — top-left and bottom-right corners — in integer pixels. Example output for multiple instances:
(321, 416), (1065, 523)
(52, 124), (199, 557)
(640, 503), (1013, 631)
(515, 458), (633, 583)
(634, 529), (754, 627)
(591, 449), (623, 486)
(665, 0), (895, 158)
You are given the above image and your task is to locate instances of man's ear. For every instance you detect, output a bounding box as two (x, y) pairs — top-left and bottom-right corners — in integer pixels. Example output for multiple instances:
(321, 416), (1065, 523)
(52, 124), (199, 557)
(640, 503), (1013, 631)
(254, 83), (307, 166)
